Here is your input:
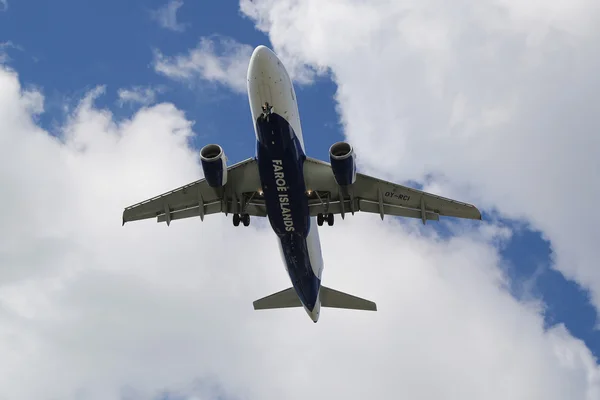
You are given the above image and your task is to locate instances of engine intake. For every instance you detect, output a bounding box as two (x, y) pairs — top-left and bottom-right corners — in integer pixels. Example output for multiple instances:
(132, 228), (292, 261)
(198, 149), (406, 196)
(329, 141), (356, 186)
(200, 144), (228, 188)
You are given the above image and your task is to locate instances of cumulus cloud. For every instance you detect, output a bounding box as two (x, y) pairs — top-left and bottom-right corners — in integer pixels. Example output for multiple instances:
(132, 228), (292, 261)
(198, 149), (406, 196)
(151, 0), (187, 32)
(116, 86), (159, 107)
(153, 36), (324, 93)
(1, 56), (600, 399)
(153, 36), (253, 93)
(239, 0), (600, 317)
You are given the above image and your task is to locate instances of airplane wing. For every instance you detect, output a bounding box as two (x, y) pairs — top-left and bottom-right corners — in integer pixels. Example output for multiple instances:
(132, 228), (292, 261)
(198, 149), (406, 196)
(303, 157), (481, 223)
(122, 158), (266, 225)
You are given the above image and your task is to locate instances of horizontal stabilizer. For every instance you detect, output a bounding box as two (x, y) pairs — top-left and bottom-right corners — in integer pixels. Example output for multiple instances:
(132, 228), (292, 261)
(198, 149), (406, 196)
(320, 286), (377, 311)
(253, 287), (302, 310)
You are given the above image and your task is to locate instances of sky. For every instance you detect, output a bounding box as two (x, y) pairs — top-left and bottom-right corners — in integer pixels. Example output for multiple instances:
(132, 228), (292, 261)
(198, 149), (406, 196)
(1, 0), (600, 399)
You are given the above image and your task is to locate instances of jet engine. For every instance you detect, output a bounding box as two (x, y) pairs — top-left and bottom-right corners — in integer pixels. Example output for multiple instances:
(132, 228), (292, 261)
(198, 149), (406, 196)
(329, 141), (357, 186)
(200, 144), (228, 188)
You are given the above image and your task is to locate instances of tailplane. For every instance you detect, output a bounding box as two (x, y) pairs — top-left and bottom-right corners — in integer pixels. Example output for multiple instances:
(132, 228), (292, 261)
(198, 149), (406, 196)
(320, 286), (377, 311)
(253, 287), (302, 310)
(253, 286), (377, 311)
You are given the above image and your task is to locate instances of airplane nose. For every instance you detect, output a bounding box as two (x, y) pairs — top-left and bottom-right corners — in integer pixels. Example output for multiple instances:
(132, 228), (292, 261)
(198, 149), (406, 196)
(247, 45), (288, 118)
(252, 45), (274, 59)
(247, 45), (281, 82)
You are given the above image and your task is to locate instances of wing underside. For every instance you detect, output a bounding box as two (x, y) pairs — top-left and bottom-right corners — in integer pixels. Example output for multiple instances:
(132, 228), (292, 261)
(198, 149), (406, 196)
(303, 157), (481, 223)
(122, 155), (481, 226)
(122, 158), (266, 225)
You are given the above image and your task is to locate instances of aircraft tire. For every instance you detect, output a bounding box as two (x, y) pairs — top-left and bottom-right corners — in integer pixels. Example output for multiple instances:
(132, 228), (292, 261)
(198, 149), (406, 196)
(327, 213), (334, 226)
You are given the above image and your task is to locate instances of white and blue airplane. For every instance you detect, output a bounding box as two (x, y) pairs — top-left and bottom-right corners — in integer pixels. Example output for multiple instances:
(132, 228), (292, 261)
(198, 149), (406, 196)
(122, 45), (482, 323)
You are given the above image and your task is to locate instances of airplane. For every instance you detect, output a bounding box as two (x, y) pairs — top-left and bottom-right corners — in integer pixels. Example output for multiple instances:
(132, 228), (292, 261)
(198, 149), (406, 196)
(122, 45), (482, 323)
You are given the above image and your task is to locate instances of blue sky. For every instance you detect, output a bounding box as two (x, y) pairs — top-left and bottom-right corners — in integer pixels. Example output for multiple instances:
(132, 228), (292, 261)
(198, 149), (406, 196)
(1, 0), (597, 354)
(0, 0), (341, 160)
(1, 1), (599, 398)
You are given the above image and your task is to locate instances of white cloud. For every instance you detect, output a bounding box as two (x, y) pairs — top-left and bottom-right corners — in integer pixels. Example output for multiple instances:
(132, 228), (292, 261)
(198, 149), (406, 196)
(151, 0), (187, 32)
(116, 86), (159, 107)
(0, 41), (22, 63)
(153, 36), (324, 93)
(153, 36), (254, 93)
(1, 59), (600, 399)
(0, 0), (7, 11)
(239, 0), (600, 317)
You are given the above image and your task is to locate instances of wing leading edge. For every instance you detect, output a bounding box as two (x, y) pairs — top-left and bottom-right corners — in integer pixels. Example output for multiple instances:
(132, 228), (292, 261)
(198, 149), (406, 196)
(303, 157), (481, 223)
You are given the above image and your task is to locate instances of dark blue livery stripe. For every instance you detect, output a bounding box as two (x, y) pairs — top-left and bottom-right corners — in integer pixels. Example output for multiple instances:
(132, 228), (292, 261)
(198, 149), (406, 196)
(255, 112), (320, 311)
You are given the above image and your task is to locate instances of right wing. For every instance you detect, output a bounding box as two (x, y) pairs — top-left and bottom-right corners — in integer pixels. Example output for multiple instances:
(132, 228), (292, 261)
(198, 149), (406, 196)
(122, 158), (266, 225)
(303, 157), (481, 223)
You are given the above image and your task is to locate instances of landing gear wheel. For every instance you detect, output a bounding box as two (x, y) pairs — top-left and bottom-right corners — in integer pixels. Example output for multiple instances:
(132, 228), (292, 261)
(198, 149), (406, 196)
(233, 213), (240, 227)
(327, 213), (334, 226)
(242, 213), (250, 227)
(317, 213), (324, 226)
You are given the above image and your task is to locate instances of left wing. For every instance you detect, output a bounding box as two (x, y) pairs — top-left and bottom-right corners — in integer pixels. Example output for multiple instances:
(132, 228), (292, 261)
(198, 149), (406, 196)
(303, 157), (481, 223)
(122, 158), (266, 225)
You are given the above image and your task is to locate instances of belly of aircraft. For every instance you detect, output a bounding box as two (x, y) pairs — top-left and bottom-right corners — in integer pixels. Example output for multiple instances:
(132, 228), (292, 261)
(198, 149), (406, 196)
(256, 113), (310, 238)
(278, 234), (320, 311)
(255, 112), (319, 310)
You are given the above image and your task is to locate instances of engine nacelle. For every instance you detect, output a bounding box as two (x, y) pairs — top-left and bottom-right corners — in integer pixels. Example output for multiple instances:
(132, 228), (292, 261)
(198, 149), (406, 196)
(200, 144), (228, 188)
(329, 141), (357, 186)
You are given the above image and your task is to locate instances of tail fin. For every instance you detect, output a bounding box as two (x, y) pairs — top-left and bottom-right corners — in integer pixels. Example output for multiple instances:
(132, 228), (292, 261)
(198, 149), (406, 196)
(320, 286), (377, 311)
(253, 287), (302, 310)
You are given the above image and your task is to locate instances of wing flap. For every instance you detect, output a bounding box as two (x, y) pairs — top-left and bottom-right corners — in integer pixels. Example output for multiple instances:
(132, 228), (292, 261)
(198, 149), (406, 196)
(307, 198), (440, 221)
(357, 199), (440, 221)
(157, 202), (268, 223)
(308, 199), (354, 217)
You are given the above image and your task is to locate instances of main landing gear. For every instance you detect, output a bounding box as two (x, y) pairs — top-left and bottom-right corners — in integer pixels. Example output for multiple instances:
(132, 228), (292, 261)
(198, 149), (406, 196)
(317, 213), (334, 226)
(233, 213), (250, 227)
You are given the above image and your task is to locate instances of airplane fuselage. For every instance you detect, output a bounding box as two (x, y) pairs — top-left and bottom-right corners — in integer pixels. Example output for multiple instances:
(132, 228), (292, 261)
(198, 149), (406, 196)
(247, 46), (323, 322)
(122, 45), (480, 322)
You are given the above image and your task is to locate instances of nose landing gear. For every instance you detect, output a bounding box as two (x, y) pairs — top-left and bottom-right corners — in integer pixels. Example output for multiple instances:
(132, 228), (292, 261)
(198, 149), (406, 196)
(317, 213), (334, 226)
(261, 102), (273, 120)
